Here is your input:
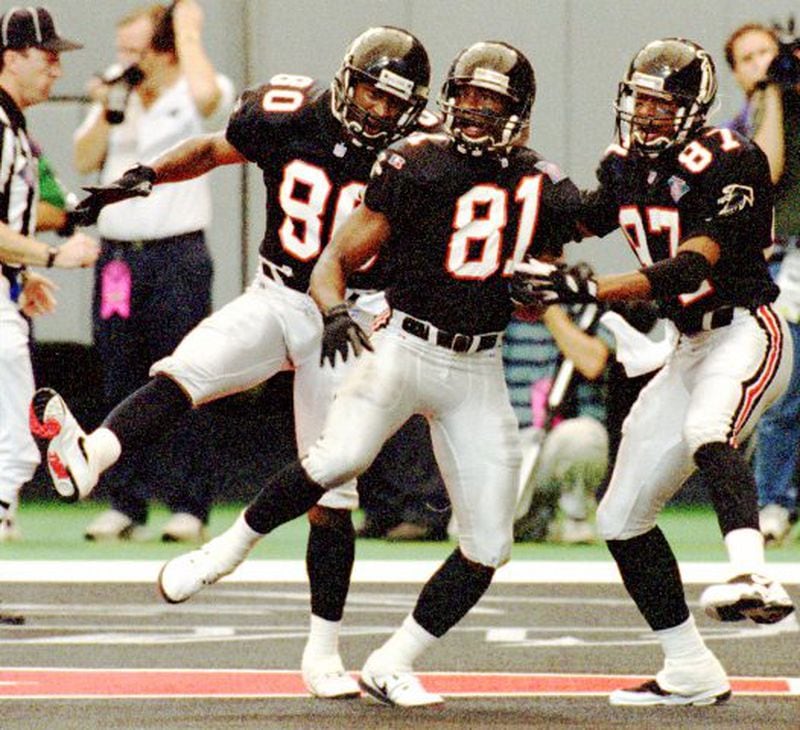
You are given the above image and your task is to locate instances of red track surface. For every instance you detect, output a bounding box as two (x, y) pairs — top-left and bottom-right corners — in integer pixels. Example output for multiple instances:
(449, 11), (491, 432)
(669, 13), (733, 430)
(0, 669), (794, 698)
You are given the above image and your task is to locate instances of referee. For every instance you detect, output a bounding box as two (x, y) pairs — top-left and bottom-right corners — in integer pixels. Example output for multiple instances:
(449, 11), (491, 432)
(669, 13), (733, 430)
(0, 7), (98, 539)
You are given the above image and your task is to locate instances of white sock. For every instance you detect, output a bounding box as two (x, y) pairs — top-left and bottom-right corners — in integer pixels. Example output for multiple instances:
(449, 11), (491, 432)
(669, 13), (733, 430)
(85, 427), (122, 473)
(364, 614), (438, 673)
(303, 615), (342, 662)
(724, 527), (765, 575)
(654, 615), (710, 662)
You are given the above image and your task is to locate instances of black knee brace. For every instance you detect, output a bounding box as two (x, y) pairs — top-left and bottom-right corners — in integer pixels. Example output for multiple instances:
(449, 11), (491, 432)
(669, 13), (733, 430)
(244, 461), (326, 535)
(412, 549), (494, 638)
(694, 441), (759, 535)
(606, 527), (689, 631)
(306, 507), (355, 622)
(103, 375), (191, 451)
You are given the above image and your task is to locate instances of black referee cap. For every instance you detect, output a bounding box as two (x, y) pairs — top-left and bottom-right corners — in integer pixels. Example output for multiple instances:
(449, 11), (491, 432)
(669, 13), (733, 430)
(0, 6), (82, 52)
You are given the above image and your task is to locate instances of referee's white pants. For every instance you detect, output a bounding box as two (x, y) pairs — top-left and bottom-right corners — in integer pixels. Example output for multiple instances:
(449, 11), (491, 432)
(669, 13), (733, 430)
(0, 299), (40, 502)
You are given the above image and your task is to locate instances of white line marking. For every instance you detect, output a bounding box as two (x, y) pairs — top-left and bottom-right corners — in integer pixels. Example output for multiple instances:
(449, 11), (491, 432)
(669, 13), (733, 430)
(0, 560), (798, 584)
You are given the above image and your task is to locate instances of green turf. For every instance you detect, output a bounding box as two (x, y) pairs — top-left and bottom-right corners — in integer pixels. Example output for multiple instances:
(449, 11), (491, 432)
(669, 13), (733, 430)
(2, 500), (799, 563)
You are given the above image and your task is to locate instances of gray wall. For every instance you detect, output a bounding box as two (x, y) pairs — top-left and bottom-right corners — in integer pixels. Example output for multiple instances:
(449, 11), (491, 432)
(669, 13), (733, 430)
(28, 0), (798, 343)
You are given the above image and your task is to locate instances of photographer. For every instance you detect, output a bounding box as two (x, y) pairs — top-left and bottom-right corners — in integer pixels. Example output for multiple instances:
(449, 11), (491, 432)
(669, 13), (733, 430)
(725, 21), (800, 544)
(73, 1), (234, 542)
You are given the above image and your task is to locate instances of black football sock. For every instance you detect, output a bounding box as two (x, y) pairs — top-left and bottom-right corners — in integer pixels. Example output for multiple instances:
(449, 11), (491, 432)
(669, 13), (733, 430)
(102, 375), (191, 452)
(306, 509), (356, 622)
(694, 441), (759, 535)
(244, 461), (326, 535)
(412, 548), (494, 637)
(606, 527), (689, 631)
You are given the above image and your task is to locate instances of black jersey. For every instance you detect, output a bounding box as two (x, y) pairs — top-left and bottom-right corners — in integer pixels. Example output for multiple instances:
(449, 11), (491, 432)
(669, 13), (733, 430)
(364, 132), (581, 335)
(226, 76), (439, 293)
(579, 127), (778, 329)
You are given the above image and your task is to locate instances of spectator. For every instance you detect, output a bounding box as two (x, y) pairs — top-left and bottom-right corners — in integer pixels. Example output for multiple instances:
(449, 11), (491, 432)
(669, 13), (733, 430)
(0, 7), (98, 540)
(72, 1), (234, 542)
(33, 145), (78, 236)
(508, 290), (610, 544)
(724, 22), (800, 543)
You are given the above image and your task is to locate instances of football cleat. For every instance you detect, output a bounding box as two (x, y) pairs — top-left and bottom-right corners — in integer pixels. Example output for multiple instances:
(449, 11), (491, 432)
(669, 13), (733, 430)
(302, 655), (360, 699)
(0, 501), (21, 543)
(358, 666), (443, 707)
(609, 678), (731, 706)
(157, 514), (259, 603)
(759, 504), (792, 545)
(84, 509), (148, 542)
(161, 513), (207, 543)
(29, 388), (97, 502)
(700, 573), (795, 624)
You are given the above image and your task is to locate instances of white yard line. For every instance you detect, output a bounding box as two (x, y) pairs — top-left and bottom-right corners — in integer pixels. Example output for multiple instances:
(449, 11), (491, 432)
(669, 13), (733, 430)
(1, 560), (798, 584)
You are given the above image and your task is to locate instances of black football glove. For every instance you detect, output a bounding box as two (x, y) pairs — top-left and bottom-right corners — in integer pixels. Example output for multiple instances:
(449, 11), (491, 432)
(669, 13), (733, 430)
(320, 303), (373, 367)
(71, 164), (156, 227)
(511, 258), (598, 306)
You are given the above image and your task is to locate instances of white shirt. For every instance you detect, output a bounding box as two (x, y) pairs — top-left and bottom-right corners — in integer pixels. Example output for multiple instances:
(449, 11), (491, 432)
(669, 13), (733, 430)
(75, 73), (235, 241)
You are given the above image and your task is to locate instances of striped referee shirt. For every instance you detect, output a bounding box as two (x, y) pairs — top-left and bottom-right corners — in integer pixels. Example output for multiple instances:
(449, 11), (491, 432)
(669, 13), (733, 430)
(0, 85), (38, 301)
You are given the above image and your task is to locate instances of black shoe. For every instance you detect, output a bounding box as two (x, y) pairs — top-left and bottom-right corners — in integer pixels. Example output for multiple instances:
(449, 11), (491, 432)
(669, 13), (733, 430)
(356, 517), (389, 539)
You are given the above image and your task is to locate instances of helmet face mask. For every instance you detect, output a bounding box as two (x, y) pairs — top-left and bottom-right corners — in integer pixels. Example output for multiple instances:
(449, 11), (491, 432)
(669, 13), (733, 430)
(332, 27), (430, 149)
(438, 41), (535, 156)
(615, 38), (717, 158)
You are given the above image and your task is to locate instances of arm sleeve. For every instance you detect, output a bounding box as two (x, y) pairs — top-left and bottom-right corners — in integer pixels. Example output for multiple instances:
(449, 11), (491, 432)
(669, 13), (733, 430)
(535, 176), (583, 257)
(577, 155), (623, 238)
(225, 81), (319, 164)
(682, 145), (773, 250)
(363, 147), (416, 226)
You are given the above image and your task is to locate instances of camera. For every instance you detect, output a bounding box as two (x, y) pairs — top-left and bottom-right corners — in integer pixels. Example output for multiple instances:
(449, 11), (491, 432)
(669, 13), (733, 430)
(101, 64), (144, 125)
(764, 16), (800, 88)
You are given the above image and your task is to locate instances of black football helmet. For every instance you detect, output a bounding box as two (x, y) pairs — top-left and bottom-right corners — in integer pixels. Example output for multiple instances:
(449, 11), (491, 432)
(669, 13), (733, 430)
(438, 41), (535, 155)
(331, 26), (430, 149)
(615, 38), (717, 158)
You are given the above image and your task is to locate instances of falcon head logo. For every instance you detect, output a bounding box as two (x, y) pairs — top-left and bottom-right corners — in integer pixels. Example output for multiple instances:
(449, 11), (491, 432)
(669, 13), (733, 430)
(717, 184), (754, 217)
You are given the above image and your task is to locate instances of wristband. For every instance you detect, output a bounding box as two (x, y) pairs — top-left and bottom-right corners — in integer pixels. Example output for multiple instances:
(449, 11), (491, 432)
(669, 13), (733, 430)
(45, 246), (59, 268)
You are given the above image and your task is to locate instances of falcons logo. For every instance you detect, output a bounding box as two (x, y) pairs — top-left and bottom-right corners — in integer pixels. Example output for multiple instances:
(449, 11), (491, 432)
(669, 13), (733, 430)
(717, 184), (754, 217)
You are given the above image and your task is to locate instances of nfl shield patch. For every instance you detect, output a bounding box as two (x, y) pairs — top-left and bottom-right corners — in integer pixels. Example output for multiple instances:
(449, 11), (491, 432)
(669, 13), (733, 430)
(668, 175), (690, 202)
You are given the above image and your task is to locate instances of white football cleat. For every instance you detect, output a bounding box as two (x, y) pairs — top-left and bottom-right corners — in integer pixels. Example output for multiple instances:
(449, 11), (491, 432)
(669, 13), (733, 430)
(84, 509), (149, 542)
(302, 655), (360, 699)
(611, 653), (731, 706)
(0, 500), (21, 542)
(759, 504), (792, 545)
(609, 678), (731, 706)
(358, 666), (443, 707)
(161, 512), (207, 543)
(29, 388), (98, 501)
(157, 514), (260, 603)
(700, 573), (795, 624)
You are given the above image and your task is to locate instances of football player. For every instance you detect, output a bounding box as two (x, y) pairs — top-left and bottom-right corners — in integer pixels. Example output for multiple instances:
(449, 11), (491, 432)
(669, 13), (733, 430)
(512, 38), (795, 706)
(31, 26), (433, 700)
(155, 40), (582, 707)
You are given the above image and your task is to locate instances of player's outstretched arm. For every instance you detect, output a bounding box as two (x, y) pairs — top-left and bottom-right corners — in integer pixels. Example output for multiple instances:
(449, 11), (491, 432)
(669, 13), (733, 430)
(148, 130), (246, 184)
(72, 132), (245, 227)
(310, 204), (390, 367)
(514, 235), (721, 307)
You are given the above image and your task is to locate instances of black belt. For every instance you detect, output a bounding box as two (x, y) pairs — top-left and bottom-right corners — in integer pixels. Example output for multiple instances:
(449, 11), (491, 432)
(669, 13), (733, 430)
(677, 306), (736, 335)
(400, 315), (498, 353)
(103, 230), (203, 248)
